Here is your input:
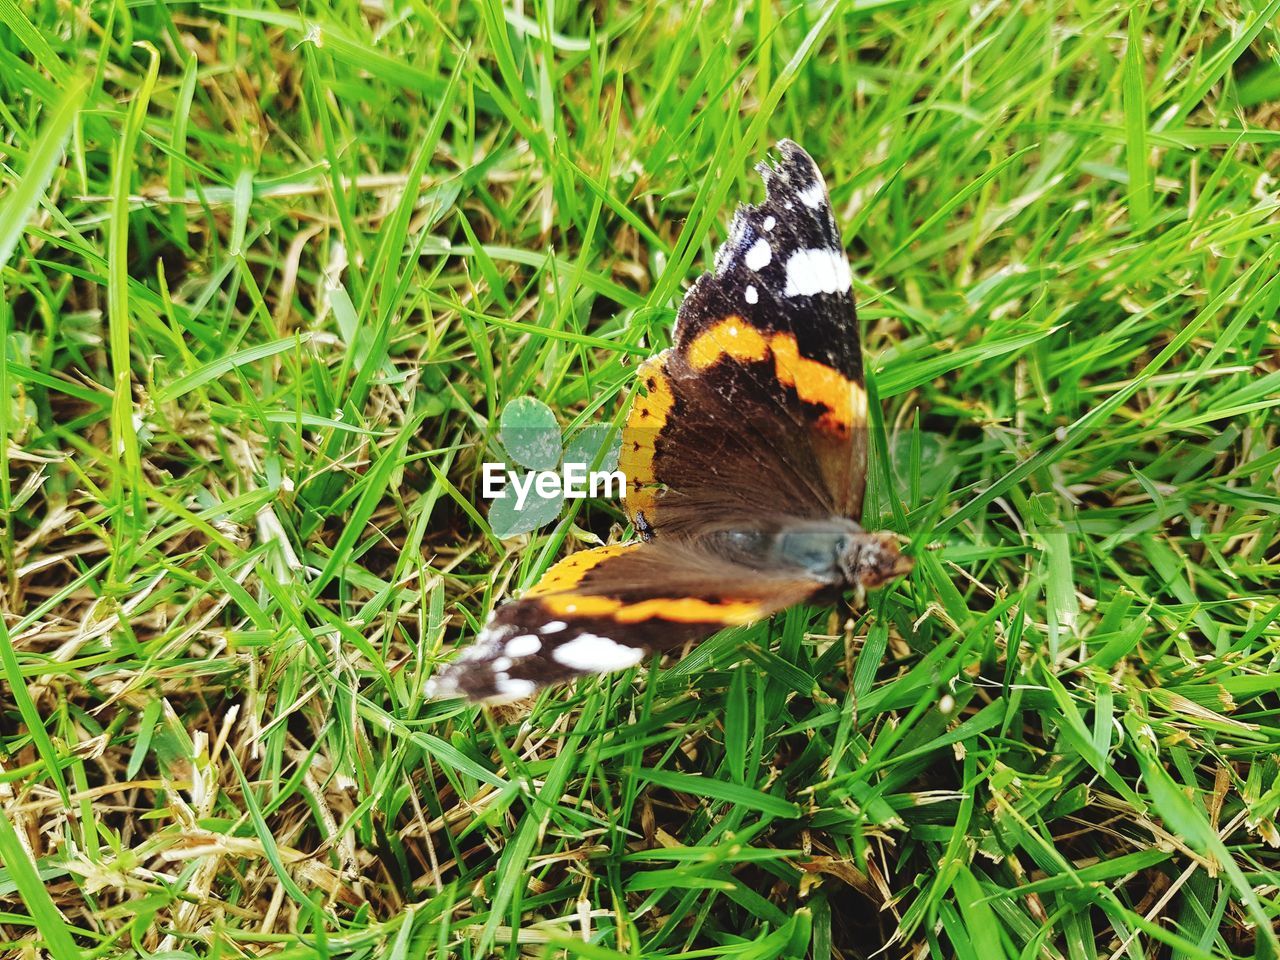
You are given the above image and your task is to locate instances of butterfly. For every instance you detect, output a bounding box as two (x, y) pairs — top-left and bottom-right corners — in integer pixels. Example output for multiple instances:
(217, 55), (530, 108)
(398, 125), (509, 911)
(427, 140), (911, 703)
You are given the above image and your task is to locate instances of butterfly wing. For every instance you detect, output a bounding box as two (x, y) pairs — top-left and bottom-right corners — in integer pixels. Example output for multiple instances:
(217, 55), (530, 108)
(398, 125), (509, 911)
(425, 540), (825, 702)
(621, 140), (868, 532)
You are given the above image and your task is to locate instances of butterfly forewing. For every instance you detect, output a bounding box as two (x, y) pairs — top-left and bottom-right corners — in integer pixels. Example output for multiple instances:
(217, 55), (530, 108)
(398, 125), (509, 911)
(622, 140), (868, 531)
(424, 541), (824, 701)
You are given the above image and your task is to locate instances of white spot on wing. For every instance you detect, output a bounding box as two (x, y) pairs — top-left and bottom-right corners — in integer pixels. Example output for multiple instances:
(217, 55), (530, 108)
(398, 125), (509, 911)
(493, 676), (536, 701)
(744, 238), (772, 271)
(783, 248), (852, 297)
(475, 622), (516, 644)
(457, 642), (497, 663)
(551, 633), (645, 673)
(745, 285), (758, 305)
(505, 634), (542, 656)
(762, 215), (776, 231)
(798, 182), (826, 209)
(423, 674), (455, 699)
(540, 621), (567, 634)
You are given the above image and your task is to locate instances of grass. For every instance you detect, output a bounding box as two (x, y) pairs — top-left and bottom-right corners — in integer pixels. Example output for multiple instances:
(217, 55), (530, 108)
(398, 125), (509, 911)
(2, 0), (1280, 957)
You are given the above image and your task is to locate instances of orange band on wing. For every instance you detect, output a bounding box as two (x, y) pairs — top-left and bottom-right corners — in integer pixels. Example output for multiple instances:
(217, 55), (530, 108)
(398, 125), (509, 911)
(681, 327), (865, 435)
(524, 539), (769, 623)
(619, 354), (676, 522)
(769, 332), (866, 434)
(613, 596), (764, 624)
(536, 595), (623, 617)
(537, 592), (766, 625)
(686, 318), (770, 371)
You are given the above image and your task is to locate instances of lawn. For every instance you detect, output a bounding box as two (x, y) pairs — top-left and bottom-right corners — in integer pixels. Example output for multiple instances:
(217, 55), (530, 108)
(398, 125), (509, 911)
(3, 1), (1280, 957)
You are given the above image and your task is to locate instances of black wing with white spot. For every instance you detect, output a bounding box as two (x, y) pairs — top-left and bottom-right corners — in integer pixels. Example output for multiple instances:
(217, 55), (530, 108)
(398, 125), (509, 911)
(424, 540), (824, 703)
(679, 139), (863, 386)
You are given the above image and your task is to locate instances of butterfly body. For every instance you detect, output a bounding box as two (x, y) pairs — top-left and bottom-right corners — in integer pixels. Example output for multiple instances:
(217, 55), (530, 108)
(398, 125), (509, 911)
(687, 519), (904, 589)
(428, 141), (910, 704)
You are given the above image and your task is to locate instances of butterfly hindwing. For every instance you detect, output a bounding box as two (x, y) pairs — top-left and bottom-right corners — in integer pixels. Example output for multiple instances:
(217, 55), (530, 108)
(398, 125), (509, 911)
(620, 348), (840, 536)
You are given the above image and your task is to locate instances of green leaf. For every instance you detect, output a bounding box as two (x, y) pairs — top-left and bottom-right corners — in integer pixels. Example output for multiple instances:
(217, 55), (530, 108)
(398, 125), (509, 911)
(0, 614), (68, 806)
(630, 767), (801, 819)
(877, 328), (1053, 397)
(562, 422), (621, 474)
(226, 752), (320, 923)
(0, 75), (87, 272)
(0, 811), (82, 960)
(488, 471), (564, 539)
(951, 867), (1013, 960)
(155, 334), (311, 403)
(1121, 7), (1150, 229)
(890, 429), (953, 501)
(498, 396), (562, 471)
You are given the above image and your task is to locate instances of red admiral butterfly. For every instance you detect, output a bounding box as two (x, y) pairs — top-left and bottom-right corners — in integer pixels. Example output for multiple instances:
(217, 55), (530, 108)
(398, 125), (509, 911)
(428, 140), (911, 703)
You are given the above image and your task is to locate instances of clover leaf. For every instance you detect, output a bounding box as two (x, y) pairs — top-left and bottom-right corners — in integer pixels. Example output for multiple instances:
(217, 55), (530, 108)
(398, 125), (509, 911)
(486, 398), (623, 540)
(498, 396), (562, 471)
